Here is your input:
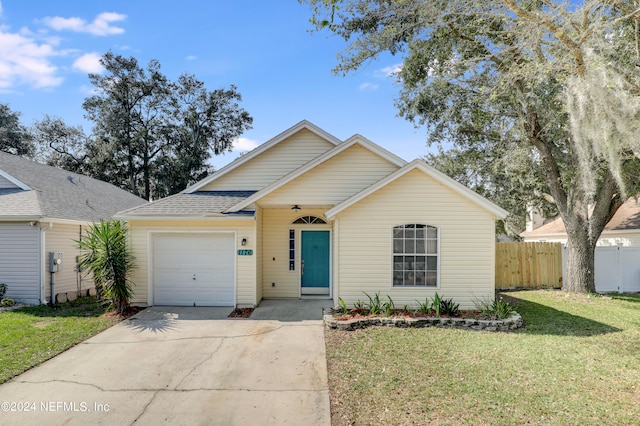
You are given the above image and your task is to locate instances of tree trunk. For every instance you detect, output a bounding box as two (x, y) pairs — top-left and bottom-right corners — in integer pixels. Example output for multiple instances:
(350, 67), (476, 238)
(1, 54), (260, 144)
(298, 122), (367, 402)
(563, 230), (596, 293)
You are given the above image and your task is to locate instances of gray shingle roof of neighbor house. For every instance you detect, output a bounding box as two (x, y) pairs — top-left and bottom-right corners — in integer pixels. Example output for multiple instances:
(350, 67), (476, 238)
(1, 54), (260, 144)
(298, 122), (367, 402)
(0, 151), (147, 221)
(115, 191), (258, 218)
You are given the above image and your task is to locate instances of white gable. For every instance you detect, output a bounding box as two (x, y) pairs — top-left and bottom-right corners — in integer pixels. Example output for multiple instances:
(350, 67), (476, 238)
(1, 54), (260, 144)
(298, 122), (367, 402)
(186, 121), (340, 192)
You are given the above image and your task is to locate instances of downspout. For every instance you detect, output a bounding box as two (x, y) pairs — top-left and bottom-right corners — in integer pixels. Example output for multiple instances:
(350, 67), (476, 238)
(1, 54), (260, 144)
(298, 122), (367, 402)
(39, 222), (53, 305)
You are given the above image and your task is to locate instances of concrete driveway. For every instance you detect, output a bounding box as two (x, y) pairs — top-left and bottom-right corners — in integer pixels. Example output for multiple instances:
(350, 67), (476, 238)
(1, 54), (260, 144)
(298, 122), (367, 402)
(0, 300), (332, 426)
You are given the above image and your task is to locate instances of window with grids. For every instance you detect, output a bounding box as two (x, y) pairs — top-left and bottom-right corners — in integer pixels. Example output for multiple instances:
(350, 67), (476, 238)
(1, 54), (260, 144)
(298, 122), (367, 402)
(392, 224), (438, 287)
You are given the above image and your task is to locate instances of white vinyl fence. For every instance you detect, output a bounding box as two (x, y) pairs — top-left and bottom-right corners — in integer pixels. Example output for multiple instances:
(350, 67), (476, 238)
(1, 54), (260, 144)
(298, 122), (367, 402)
(563, 246), (640, 293)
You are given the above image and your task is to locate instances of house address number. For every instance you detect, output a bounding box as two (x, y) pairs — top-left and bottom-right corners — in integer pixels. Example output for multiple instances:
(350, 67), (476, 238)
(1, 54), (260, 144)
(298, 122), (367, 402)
(237, 249), (253, 256)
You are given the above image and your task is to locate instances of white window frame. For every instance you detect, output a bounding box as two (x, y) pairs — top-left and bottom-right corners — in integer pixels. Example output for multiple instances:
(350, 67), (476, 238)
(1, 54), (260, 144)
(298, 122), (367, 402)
(391, 223), (439, 288)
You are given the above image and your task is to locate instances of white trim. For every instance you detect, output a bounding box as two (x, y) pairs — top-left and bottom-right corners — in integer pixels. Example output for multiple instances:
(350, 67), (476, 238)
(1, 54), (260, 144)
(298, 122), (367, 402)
(0, 169), (31, 190)
(184, 120), (342, 193)
(325, 159), (509, 220)
(147, 230), (237, 307)
(225, 135), (407, 213)
(389, 223), (440, 289)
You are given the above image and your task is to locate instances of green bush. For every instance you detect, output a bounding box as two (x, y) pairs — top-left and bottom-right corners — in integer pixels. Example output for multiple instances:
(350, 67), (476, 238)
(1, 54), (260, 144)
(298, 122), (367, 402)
(0, 298), (15, 307)
(475, 296), (516, 320)
(439, 298), (460, 316)
(0, 283), (6, 299)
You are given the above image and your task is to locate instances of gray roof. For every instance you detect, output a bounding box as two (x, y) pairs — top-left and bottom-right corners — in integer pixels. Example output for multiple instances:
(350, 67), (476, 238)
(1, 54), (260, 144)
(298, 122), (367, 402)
(116, 191), (257, 218)
(0, 151), (147, 222)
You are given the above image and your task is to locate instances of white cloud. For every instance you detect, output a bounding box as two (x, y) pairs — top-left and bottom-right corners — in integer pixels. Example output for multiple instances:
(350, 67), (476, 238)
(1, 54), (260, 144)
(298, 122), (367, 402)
(72, 52), (104, 73)
(186, 55), (197, 61)
(43, 12), (126, 36)
(377, 63), (403, 78)
(232, 137), (259, 152)
(359, 82), (379, 91)
(0, 28), (62, 90)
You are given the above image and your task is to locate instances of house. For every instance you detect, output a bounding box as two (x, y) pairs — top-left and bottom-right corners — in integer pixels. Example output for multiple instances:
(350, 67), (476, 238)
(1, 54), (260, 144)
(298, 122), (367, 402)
(521, 199), (640, 293)
(521, 198), (640, 246)
(0, 152), (147, 304)
(115, 121), (508, 309)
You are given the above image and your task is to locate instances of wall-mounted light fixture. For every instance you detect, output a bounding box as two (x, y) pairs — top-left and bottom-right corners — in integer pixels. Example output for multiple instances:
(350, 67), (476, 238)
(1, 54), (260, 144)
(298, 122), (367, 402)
(241, 238), (247, 246)
(291, 204), (301, 212)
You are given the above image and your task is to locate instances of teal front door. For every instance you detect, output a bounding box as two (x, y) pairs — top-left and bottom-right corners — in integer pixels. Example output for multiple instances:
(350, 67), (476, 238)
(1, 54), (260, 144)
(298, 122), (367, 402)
(301, 230), (330, 295)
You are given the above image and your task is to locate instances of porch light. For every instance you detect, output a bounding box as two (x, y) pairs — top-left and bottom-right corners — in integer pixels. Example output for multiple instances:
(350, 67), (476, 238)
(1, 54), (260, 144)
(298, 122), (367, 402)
(291, 204), (301, 211)
(241, 238), (247, 246)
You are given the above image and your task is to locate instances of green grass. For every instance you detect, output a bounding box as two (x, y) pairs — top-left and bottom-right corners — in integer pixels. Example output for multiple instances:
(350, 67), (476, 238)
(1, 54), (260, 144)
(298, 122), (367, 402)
(0, 297), (121, 384)
(325, 290), (640, 426)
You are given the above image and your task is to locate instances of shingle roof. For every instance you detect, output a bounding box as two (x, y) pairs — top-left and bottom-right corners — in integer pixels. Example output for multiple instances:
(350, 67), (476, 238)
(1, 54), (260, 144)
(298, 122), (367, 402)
(521, 197), (640, 236)
(0, 151), (147, 221)
(115, 191), (257, 218)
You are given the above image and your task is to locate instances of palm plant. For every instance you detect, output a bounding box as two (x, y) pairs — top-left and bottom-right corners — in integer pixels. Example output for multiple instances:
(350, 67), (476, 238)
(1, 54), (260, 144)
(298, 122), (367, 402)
(78, 220), (134, 314)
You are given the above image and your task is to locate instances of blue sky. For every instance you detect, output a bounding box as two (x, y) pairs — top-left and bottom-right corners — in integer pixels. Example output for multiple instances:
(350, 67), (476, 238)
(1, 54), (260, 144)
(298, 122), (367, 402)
(0, 0), (431, 169)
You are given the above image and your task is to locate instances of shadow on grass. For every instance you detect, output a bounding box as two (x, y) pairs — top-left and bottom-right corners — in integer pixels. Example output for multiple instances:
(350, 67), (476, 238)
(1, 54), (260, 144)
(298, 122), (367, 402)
(608, 294), (640, 304)
(516, 299), (621, 336)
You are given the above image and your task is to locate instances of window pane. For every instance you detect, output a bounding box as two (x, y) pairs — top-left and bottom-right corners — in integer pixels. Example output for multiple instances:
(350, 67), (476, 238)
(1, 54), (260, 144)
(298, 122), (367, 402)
(394, 256), (404, 271)
(416, 239), (425, 254)
(416, 228), (425, 239)
(427, 240), (437, 254)
(415, 271), (426, 286)
(415, 256), (426, 271)
(404, 256), (415, 271)
(427, 256), (437, 270)
(393, 228), (403, 238)
(427, 226), (437, 238)
(393, 271), (404, 286)
(289, 239), (295, 250)
(415, 224), (426, 229)
(404, 271), (415, 286)
(405, 229), (415, 239)
(427, 271), (437, 286)
(393, 239), (403, 253)
(404, 239), (415, 253)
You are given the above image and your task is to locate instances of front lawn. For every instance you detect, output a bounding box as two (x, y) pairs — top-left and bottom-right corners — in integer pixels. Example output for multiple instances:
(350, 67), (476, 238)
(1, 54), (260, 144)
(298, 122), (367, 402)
(0, 297), (123, 384)
(325, 290), (640, 425)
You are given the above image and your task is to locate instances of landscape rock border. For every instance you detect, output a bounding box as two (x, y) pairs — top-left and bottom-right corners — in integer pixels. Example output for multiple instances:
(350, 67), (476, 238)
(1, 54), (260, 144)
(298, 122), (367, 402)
(323, 311), (524, 331)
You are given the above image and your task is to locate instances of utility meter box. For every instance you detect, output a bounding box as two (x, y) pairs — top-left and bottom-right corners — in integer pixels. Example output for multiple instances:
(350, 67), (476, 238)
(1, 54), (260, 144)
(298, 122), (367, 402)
(49, 252), (63, 273)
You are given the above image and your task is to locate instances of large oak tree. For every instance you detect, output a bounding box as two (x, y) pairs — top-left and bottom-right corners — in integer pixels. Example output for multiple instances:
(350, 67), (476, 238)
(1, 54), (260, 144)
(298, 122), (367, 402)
(304, 0), (640, 293)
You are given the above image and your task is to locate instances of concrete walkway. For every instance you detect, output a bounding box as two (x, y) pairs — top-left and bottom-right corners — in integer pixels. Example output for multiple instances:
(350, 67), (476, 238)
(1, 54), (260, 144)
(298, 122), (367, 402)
(0, 299), (333, 426)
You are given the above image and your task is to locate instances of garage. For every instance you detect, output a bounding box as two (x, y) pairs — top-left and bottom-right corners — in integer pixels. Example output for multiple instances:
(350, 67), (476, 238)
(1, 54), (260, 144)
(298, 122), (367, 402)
(152, 233), (235, 306)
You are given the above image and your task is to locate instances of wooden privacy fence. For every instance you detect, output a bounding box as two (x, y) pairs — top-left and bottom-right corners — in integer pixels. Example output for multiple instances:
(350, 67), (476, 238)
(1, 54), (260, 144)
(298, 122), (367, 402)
(495, 242), (563, 289)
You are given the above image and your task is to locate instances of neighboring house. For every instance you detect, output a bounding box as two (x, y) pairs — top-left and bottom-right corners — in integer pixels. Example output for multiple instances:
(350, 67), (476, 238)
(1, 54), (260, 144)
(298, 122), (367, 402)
(116, 121), (508, 309)
(521, 198), (640, 293)
(521, 198), (640, 246)
(0, 152), (147, 304)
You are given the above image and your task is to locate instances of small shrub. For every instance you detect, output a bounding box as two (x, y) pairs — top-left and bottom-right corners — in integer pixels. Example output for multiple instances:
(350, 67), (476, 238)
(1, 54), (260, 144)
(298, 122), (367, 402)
(475, 296), (516, 320)
(0, 283), (6, 298)
(440, 298), (460, 316)
(364, 292), (383, 315)
(335, 298), (348, 315)
(382, 295), (395, 317)
(416, 298), (431, 315)
(431, 292), (443, 317)
(0, 298), (15, 307)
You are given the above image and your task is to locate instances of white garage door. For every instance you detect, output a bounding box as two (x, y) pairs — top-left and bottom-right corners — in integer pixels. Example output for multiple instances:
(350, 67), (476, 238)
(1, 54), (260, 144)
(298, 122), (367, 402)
(152, 233), (235, 306)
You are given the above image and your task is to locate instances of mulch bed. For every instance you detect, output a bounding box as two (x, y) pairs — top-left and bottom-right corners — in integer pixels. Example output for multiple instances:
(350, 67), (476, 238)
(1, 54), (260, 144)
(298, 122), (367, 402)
(228, 307), (254, 318)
